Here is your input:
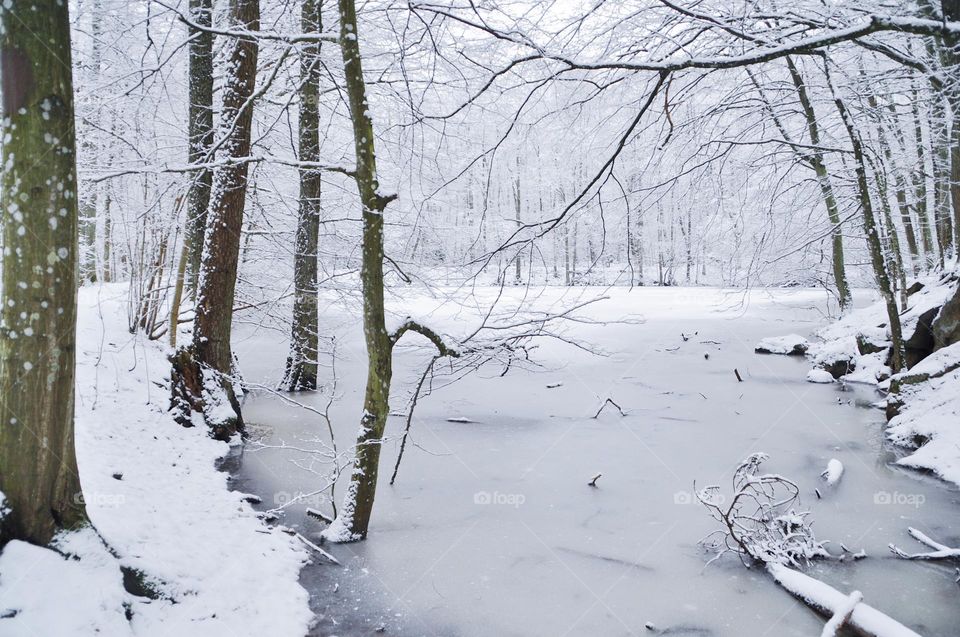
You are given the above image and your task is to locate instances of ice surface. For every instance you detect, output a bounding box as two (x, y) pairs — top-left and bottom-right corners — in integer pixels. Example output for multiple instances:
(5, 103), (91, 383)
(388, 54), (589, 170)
(232, 286), (960, 637)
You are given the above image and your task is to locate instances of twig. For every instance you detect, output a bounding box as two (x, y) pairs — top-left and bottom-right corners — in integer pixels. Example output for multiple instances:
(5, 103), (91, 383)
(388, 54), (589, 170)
(593, 397), (626, 418)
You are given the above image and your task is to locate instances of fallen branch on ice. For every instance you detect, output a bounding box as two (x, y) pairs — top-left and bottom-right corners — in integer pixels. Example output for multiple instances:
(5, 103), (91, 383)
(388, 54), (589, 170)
(593, 397), (626, 418)
(295, 532), (340, 565)
(889, 527), (960, 561)
(768, 563), (920, 637)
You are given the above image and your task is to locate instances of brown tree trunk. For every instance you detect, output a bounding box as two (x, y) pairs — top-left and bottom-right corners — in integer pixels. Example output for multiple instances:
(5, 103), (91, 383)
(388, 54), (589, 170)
(171, 0), (260, 440)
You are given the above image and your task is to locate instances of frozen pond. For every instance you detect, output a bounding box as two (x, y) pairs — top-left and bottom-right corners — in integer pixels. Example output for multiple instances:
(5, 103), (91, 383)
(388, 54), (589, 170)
(231, 287), (960, 637)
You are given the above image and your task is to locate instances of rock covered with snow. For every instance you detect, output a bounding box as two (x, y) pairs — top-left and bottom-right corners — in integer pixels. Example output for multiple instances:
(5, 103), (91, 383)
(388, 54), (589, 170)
(806, 369), (835, 384)
(754, 334), (809, 355)
(820, 459), (844, 486)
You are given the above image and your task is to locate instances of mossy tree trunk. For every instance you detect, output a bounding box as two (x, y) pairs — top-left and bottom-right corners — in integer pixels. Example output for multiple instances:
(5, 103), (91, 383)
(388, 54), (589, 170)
(0, 0), (88, 545)
(328, 0), (457, 541)
(186, 0), (215, 294)
(328, 0), (396, 541)
(281, 0), (323, 392)
(171, 0), (259, 440)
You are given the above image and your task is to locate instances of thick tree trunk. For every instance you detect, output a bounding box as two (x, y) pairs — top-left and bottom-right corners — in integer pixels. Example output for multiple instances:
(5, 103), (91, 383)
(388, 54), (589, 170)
(0, 0), (88, 545)
(327, 0), (397, 541)
(186, 0), (215, 293)
(171, 0), (259, 440)
(281, 0), (323, 392)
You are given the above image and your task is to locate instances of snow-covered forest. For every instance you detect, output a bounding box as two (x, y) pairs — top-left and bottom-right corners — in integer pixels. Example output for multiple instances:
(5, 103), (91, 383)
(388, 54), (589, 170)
(1, 0), (960, 635)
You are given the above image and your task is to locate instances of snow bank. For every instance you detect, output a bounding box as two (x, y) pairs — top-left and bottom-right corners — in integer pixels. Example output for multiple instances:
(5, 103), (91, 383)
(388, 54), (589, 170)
(887, 343), (960, 487)
(0, 285), (313, 636)
(807, 265), (960, 489)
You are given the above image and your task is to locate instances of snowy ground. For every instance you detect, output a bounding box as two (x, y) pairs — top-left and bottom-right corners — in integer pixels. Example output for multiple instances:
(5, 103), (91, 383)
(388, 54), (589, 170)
(0, 285), (313, 637)
(232, 285), (960, 637)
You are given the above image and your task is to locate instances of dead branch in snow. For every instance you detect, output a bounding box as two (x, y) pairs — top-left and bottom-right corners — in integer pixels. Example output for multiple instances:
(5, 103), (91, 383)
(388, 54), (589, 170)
(588, 473), (602, 487)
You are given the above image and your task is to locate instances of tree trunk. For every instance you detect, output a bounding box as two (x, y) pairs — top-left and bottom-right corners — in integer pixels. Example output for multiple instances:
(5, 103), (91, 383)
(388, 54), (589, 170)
(186, 0), (215, 293)
(930, 91), (953, 263)
(879, 102), (920, 275)
(327, 0), (397, 541)
(281, 0), (323, 392)
(79, 1), (104, 284)
(829, 70), (906, 372)
(944, 0), (960, 252)
(513, 156), (522, 284)
(171, 0), (259, 440)
(785, 58), (852, 310)
(911, 87), (936, 264)
(0, 0), (88, 545)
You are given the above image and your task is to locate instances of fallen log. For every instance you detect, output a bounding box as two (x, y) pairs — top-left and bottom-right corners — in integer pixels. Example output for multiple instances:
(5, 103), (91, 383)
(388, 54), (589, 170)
(768, 563), (921, 637)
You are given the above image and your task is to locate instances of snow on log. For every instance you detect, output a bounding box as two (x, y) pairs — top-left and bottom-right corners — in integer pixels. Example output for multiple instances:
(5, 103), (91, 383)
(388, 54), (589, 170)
(767, 563), (922, 637)
(821, 590), (863, 637)
(820, 459), (844, 486)
(755, 334), (809, 355)
(807, 369), (836, 384)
